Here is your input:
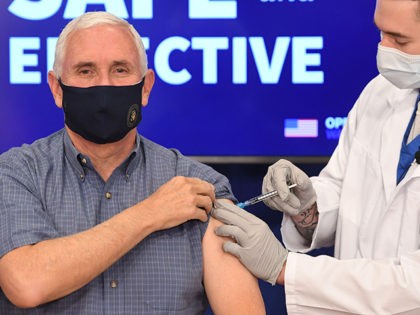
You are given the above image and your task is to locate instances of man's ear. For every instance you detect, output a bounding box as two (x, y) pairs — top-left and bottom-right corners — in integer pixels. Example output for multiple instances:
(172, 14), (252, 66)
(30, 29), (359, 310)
(141, 69), (155, 107)
(48, 71), (63, 108)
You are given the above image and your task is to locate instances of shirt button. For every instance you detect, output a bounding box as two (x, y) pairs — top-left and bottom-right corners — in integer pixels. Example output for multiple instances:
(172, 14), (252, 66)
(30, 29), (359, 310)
(110, 280), (118, 288)
(81, 158), (87, 165)
(80, 174), (85, 180)
(105, 192), (112, 199)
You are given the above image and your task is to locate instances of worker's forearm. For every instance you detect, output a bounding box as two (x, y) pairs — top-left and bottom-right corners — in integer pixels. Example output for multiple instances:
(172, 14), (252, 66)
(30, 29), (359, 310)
(0, 203), (156, 308)
(291, 203), (319, 242)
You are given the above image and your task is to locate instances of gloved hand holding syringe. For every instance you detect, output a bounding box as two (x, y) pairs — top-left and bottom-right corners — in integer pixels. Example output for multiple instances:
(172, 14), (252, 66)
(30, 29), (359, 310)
(212, 186), (297, 285)
(236, 183), (297, 209)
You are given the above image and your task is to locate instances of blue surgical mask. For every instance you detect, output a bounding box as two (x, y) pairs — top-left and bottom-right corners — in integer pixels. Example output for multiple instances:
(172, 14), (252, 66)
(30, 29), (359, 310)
(60, 80), (144, 144)
(377, 44), (420, 89)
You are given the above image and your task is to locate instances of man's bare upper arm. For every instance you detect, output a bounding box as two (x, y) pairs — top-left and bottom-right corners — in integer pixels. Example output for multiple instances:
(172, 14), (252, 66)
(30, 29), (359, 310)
(203, 212), (266, 315)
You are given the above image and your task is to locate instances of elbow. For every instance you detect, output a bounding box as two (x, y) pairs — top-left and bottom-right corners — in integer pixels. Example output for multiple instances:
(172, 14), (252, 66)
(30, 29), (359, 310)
(2, 273), (47, 308)
(7, 292), (44, 309)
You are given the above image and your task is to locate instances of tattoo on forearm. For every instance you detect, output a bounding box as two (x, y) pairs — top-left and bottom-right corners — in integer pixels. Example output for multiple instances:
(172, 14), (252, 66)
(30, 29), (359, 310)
(292, 203), (319, 242)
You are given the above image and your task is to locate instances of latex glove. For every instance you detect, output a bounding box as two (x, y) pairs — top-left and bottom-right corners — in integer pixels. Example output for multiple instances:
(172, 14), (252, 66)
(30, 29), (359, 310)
(262, 159), (316, 216)
(212, 200), (288, 285)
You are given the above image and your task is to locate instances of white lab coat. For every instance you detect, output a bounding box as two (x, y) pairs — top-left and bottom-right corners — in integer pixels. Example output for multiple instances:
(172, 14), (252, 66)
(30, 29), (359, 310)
(282, 75), (420, 314)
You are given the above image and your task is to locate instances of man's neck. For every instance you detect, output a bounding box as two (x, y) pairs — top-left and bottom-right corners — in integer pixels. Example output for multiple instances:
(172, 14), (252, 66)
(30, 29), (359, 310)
(66, 127), (137, 182)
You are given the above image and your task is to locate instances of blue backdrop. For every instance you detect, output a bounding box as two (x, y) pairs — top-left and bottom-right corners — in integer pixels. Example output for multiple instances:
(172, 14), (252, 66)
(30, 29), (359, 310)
(1, 0), (378, 157)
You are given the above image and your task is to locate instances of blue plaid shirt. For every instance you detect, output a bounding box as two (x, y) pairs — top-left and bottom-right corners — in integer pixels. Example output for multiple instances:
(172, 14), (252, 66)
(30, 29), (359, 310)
(0, 129), (235, 314)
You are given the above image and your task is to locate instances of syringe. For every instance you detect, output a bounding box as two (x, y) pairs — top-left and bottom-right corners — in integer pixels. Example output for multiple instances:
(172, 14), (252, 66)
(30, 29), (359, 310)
(236, 183), (297, 209)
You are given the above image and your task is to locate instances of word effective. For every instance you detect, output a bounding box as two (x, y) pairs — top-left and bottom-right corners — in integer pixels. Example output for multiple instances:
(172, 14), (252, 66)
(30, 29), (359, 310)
(10, 36), (324, 85)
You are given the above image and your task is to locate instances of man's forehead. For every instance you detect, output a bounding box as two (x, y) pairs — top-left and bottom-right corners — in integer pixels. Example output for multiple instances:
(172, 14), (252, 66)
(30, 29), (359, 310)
(375, 0), (420, 24)
(65, 25), (137, 55)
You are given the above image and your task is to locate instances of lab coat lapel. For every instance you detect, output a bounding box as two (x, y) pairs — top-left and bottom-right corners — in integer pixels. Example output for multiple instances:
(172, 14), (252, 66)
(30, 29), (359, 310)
(380, 96), (415, 203)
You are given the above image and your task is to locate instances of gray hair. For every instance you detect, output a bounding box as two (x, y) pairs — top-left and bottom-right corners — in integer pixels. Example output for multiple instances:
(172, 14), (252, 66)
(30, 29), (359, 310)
(53, 11), (148, 78)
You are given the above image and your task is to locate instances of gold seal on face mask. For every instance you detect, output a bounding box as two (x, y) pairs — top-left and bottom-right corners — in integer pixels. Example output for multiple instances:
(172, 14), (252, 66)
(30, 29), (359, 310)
(130, 109), (137, 123)
(127, 103), (140, 128)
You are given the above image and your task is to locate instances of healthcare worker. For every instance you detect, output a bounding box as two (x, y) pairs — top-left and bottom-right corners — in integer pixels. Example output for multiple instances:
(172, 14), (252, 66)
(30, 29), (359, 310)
(211, 0), (420, 313)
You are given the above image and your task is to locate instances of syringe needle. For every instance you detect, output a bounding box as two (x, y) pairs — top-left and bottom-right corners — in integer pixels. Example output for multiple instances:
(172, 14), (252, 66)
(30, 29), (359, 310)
(236, 183), (297, 209)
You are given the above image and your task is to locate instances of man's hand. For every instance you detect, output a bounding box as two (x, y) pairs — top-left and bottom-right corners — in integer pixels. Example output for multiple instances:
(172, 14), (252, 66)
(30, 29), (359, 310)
(212, 200), (287, 285)
(262, 159), (316, 216)
(139, 176), (215, 231)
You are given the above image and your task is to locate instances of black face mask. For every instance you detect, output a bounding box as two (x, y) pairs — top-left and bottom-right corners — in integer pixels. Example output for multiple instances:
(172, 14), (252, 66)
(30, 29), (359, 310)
(59, 80), (144, 144)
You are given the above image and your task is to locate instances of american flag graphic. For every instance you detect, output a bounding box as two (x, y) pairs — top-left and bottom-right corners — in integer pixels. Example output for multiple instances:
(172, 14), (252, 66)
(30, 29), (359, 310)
(284, 119), (318, 138)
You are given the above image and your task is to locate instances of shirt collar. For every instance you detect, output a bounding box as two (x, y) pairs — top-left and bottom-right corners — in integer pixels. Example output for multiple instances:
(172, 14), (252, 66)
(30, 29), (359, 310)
(124, 133), (142, 178)
(63, 130), (85, 179)
(63, 130), (142, 180)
